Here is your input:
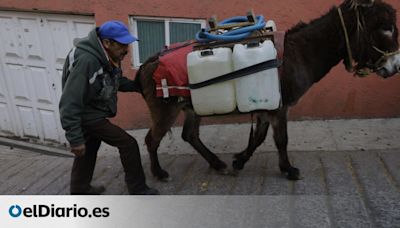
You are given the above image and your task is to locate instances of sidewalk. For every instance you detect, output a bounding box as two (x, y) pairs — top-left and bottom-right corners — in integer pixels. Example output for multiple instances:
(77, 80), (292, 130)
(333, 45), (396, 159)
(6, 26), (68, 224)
(0, 118), (399, 227)
(123, 117), (400, 155)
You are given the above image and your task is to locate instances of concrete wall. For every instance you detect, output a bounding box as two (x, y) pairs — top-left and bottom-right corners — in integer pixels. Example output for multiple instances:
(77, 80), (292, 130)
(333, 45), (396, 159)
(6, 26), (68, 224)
(1, 0), (399, 129)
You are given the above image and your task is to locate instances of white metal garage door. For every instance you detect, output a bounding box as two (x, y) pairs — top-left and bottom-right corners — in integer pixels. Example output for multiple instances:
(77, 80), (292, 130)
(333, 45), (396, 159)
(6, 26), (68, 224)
(0, 11), (94, 146)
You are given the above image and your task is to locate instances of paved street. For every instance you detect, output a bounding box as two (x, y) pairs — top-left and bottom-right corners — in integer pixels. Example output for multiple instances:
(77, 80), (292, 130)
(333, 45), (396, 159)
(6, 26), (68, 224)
(0, 118), (399, 227)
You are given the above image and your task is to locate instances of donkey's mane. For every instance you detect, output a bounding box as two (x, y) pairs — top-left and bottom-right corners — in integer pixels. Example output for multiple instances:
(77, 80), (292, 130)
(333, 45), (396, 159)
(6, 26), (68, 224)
(286, 6), (339, 37)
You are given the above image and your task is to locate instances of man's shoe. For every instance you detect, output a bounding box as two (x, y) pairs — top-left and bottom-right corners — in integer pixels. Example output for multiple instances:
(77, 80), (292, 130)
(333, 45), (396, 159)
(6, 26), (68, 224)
(71, 185), (106, 195)
(129, 186), (160, 195)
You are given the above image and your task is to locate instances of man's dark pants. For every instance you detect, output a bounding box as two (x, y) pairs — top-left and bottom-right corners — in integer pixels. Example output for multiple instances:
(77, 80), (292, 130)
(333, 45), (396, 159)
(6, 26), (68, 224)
(70, 119), (146, 194)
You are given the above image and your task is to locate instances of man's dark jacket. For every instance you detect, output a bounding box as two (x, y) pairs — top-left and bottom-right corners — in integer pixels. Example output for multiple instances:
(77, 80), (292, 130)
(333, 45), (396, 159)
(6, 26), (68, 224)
(59, 28), (139, 146)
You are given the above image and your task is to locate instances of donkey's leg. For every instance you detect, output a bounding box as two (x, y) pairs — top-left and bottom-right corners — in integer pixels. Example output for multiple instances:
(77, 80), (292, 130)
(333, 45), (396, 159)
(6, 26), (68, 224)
(232, 113), (270, 170)
(145, 128), (169, 181)
(181, 108), (227, 173)
(145, 102), (181, 181)
(270, 107), (300, 180)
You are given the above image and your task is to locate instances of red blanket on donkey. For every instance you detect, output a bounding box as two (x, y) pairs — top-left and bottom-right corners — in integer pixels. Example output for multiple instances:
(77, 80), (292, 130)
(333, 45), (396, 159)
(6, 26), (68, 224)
(153, 42), (196, 98)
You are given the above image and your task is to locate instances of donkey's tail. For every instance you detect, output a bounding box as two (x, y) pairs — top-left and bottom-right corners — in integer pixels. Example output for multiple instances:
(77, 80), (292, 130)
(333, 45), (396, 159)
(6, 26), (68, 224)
(133, 65), (144, 95)
(134, 55), (159, 96)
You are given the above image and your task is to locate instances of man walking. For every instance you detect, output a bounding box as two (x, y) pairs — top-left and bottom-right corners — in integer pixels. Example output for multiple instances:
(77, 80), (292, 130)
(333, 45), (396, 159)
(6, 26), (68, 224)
(59, 20), (158, 195)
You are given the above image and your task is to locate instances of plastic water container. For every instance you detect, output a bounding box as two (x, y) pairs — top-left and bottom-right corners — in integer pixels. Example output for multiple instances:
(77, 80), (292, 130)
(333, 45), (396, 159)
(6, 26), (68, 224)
(233, 40), (281, 112)
(187, 48), (236, 115)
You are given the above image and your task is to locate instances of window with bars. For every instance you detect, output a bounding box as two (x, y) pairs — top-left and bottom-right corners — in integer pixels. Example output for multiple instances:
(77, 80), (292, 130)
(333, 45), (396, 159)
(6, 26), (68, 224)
(130, 17), (205, 67)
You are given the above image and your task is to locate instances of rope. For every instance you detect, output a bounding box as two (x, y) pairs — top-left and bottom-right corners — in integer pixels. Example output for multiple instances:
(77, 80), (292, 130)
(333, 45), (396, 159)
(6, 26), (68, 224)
(338, 7), (355, 73)
(196, 15), (266, 43)
(371, 46), (400, 68)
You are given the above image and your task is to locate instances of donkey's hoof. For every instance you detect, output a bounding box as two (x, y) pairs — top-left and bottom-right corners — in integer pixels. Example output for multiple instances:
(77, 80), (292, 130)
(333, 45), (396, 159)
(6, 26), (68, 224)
(232, 159), (245, 171)
(212, 160), (227, 171)
(153, 169), (170, 181)
(285, 167), (301, 180)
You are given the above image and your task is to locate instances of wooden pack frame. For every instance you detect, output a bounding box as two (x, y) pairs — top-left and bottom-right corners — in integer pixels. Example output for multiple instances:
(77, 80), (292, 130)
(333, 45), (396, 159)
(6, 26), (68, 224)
(193, 29), (276, 51)
(208, 9), (257, 32)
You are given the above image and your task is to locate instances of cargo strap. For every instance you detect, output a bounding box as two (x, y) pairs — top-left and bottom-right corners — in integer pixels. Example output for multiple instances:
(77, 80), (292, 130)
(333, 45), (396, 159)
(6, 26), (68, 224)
(188, 59), (282, 89)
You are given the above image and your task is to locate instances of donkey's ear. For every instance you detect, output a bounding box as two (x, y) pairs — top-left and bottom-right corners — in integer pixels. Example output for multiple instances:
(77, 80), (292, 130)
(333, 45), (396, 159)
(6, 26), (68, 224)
(353, 0), (375, 7)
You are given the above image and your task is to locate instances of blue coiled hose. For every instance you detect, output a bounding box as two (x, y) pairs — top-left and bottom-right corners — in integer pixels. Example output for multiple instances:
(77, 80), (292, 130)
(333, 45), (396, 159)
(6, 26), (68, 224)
(196, 15), (266, 43)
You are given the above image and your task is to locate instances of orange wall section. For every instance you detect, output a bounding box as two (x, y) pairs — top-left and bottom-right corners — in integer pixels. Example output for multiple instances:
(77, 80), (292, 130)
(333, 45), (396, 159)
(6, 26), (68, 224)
(1, 0), (399, 130)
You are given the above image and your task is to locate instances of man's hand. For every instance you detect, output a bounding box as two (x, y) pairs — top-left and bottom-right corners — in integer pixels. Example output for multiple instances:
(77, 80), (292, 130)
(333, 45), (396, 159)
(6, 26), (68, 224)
(71, 144), (86, 157)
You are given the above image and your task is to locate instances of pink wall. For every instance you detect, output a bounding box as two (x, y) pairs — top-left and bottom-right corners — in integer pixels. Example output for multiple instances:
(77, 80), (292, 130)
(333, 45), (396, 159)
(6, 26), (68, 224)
(1, 0), (399, 129)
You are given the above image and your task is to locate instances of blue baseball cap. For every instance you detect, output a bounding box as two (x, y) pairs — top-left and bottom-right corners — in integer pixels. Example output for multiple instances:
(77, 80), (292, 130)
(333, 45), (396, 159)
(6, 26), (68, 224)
(98, 20), (138, 44)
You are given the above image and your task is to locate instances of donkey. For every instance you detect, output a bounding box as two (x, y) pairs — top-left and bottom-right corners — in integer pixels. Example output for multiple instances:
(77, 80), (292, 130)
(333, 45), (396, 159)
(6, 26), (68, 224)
(137, 0), (400, 181)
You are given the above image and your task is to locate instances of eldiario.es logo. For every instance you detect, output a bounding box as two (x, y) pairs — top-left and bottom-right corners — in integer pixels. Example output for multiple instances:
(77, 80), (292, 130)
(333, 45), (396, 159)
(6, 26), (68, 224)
(8, 204), (109, 218)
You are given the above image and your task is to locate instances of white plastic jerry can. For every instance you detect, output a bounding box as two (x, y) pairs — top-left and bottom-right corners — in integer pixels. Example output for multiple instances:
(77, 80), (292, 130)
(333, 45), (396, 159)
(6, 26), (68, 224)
(187, 47), (236, 115)
(233, 40), (281, 112)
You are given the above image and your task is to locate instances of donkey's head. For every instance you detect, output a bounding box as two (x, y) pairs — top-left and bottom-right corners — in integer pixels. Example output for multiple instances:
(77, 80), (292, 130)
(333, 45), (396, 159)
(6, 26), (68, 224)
(340, 0), (400, 78)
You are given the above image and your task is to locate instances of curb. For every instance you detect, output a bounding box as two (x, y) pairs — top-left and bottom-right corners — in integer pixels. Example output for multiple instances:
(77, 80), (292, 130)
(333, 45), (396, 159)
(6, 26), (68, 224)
(0, 137), (72, 157)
